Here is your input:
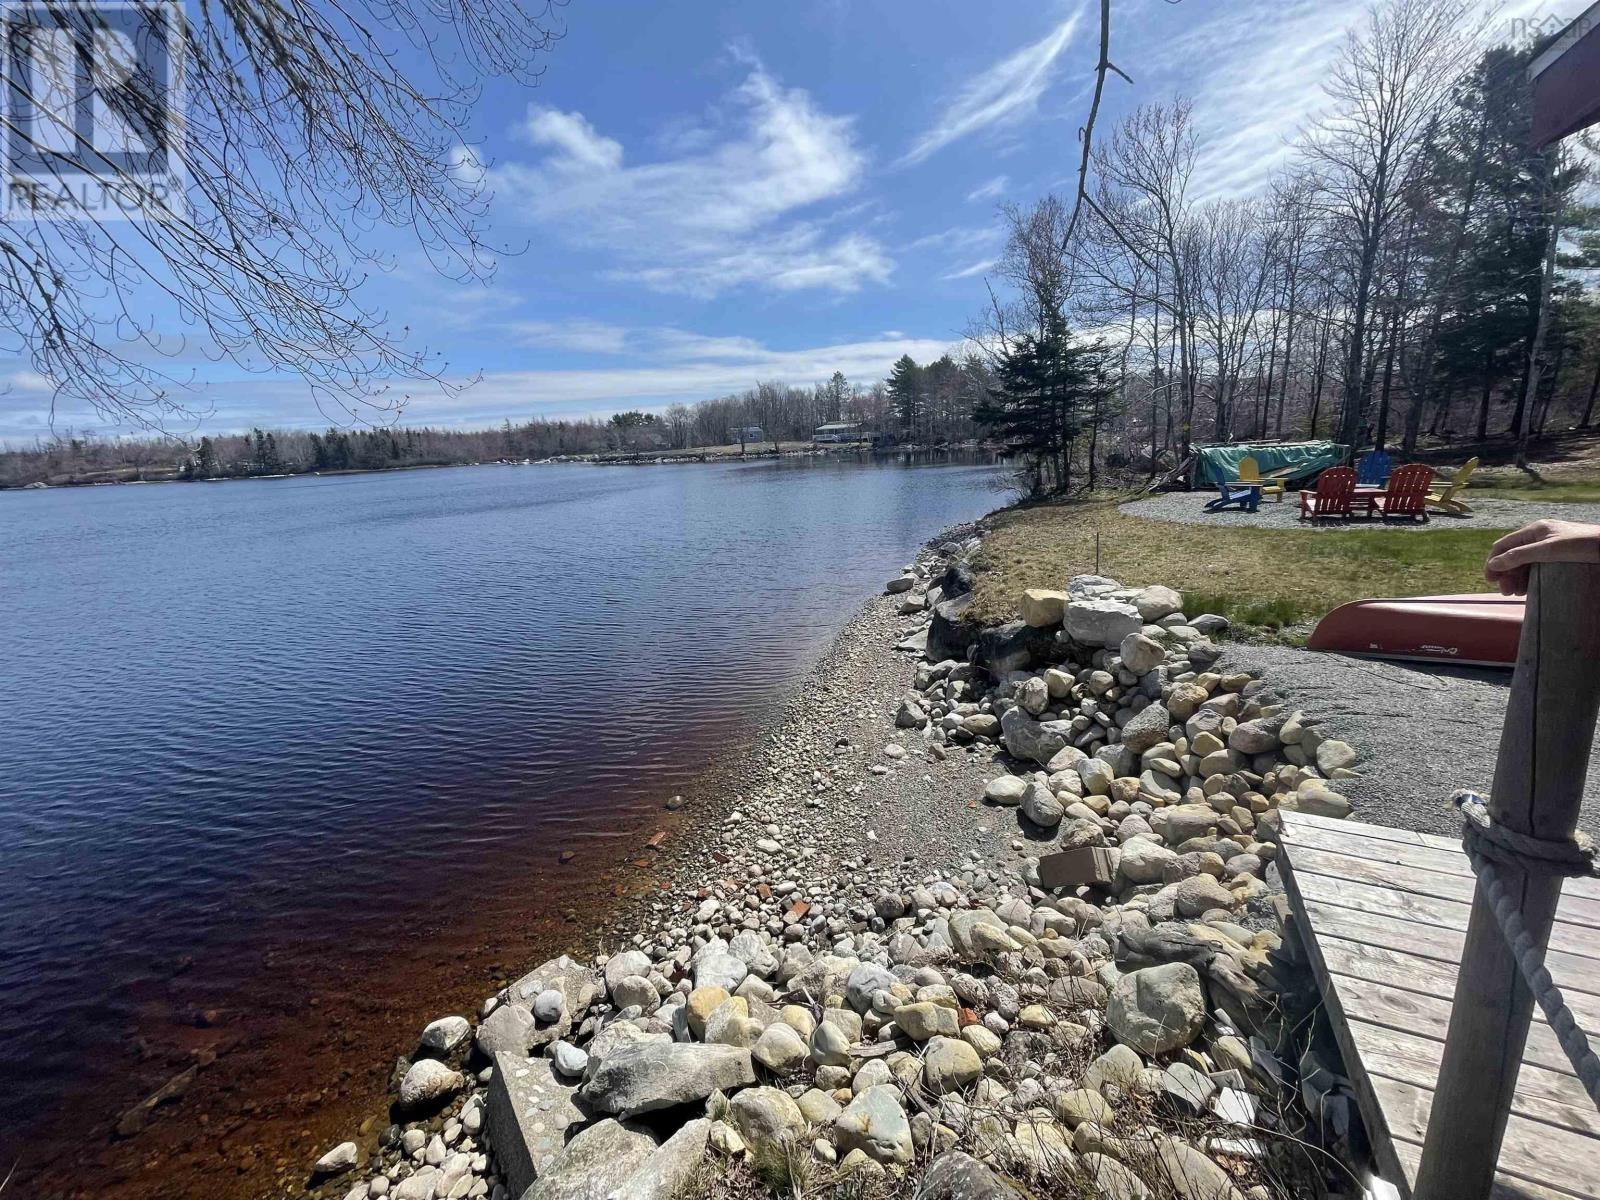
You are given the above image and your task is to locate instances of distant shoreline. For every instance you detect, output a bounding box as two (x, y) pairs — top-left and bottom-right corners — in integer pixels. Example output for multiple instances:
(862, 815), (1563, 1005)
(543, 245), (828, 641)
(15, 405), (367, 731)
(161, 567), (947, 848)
(1, 440), (991, 491)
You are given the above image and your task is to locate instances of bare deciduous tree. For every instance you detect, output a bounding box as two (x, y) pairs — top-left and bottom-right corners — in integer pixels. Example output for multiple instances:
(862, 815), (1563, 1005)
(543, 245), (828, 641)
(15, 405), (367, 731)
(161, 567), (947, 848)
(1, 0), (565, 431)
(1299, 0), (1478, 449)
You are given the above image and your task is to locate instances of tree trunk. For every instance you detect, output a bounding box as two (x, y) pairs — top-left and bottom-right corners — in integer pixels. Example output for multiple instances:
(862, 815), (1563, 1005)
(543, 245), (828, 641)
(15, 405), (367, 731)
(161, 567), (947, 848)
(1472, 350), (1494, 440)
(1277, 270), (1299, 438)
(1376, 310), (1403, 450)
(1337, 232), (1381, 448)
(1535, 342), (1565, 434)
(1581, 354), (1600, 428)
(1309, 315), (1332, 437)
(1516, 156), (1561, 469)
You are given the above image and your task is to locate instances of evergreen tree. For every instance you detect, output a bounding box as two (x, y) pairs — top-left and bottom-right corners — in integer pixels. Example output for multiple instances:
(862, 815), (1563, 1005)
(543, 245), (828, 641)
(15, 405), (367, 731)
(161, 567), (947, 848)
(193, 436), (218, 479)
(886, 355), (925, 439)
(974, 315), (1111, 496)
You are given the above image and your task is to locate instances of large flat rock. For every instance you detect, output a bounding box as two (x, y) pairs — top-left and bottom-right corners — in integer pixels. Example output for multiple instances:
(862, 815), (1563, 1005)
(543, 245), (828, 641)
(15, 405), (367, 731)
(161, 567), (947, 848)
(527, 1118), (656, 1200)
(579, 1041), (754, 1118)
(484, 1052), (592, 1198)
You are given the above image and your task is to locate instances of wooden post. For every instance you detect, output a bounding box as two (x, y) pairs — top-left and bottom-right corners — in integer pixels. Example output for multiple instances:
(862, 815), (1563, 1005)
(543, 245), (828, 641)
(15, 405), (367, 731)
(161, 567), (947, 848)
(1413, 561), (1600, 1200)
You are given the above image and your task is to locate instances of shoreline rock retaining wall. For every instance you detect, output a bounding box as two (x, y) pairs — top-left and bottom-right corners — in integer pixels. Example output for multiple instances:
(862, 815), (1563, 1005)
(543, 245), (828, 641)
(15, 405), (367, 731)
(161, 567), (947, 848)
(302, 541), (1371, 1200)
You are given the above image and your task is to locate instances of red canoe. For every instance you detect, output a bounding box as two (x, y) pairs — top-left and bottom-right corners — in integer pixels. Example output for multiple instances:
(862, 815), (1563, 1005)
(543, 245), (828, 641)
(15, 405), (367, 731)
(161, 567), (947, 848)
(1308, 593), (1524, 668)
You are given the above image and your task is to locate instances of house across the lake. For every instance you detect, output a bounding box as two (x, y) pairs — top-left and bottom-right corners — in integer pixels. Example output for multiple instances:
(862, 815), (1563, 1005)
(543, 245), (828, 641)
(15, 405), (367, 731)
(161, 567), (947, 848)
(813, 422), (892, 446)
(813, 422), (865, 443)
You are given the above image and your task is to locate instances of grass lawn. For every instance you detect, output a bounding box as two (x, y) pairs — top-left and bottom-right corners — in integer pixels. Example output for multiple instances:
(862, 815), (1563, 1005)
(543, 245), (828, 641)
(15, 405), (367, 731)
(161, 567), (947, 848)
(970, 496), (1511, 641)
(1467, 465), (1600, 503)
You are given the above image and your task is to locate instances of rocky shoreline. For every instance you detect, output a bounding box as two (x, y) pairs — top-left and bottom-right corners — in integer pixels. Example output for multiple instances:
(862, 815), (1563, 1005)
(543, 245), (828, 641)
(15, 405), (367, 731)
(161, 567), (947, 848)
(293, 523), (1373, 1200)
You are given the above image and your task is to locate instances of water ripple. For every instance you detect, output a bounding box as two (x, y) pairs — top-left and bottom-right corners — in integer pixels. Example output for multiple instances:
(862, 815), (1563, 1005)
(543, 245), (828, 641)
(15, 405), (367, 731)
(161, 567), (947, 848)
(0, 455), (1004, 1167)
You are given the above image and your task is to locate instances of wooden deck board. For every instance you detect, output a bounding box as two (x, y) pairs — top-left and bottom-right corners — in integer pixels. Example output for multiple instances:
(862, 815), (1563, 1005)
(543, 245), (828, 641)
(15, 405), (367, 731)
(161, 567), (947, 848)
(1271, 810), (1600, 1200)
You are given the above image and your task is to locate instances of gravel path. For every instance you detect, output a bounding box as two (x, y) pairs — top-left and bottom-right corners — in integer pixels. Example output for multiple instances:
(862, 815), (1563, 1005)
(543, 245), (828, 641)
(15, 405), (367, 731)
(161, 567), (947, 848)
(1220, 643), (1600, 841)
(1119, 490), (1600, 532)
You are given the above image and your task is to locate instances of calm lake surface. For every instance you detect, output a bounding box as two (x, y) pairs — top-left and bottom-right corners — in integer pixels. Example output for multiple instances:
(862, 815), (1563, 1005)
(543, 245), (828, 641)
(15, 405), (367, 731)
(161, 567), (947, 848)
(0, 455), (1005, 1191)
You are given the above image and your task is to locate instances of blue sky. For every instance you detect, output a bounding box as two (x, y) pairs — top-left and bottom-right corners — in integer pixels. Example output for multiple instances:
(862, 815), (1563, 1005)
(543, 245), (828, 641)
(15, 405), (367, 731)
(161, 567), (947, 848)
(0, 0), (1548, 439)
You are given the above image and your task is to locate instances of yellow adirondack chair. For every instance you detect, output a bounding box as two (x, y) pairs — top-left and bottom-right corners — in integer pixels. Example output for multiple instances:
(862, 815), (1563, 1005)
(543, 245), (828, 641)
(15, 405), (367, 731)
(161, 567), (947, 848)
(1426, 456), (1478, 515)
(1229, 455), (1286, 502)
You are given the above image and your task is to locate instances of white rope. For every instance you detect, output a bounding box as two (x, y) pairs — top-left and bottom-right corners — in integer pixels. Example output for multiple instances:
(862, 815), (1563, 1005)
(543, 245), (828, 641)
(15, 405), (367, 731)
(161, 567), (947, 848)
(1453, 790), (1600, 1110)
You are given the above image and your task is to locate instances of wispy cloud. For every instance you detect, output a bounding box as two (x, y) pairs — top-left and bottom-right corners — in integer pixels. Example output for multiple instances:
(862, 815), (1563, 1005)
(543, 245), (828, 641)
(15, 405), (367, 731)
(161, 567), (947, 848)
(494, 64), (889, 298)
(900, 10), (1084, 166)
(942, 259), (995, 281)
(965, 175), (1009, 203)
(1170, 0), (1543, 200)
(508, 319), (630, 354)
(0, 330), (963, 438)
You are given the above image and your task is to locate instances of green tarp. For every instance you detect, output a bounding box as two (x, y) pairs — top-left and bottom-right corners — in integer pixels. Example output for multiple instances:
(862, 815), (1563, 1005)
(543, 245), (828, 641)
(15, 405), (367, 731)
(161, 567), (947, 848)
(1193, 441), (1349, 488)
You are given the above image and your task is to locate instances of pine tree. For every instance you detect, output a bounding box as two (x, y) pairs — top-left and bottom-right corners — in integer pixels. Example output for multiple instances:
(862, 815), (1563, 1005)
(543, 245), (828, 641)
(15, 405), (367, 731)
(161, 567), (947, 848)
(193, 436), (218, 478)
(886, 355), (925, 440)
(974, 314), (1111, 496)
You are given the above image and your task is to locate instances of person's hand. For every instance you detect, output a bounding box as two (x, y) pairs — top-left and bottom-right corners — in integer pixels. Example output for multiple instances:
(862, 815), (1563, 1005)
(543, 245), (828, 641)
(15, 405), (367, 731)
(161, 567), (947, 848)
(1484, 520), (1600, 595)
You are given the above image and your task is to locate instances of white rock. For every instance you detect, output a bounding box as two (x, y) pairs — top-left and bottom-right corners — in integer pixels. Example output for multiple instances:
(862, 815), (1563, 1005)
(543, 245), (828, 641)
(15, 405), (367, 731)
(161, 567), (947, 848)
(1065, 598), (1142, 648)
(420, 1016), (470, 1054)
(315, 1142), (360, 1176)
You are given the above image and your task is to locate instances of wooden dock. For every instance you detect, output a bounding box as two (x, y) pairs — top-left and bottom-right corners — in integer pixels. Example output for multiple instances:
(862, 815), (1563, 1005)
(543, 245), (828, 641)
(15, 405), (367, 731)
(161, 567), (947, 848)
(1271, 809), (1600, 1200)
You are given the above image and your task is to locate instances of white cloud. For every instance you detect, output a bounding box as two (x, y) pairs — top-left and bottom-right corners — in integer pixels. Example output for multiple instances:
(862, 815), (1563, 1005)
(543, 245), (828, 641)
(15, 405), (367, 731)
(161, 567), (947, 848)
(516, 107), (623, 172)
(900, 11), (1083, 166)
(1168, 0), (1545, 200)
(966, 175), (1009, 203)
(495, 65), (887, 297)
(943, 259), (995, 281)
(903, 225), (999, 254)
(508, 319), (630, 354)
(0, 330), (966, 439)
(433, 332), (957, 421)
(1162, 0), (1356, 199)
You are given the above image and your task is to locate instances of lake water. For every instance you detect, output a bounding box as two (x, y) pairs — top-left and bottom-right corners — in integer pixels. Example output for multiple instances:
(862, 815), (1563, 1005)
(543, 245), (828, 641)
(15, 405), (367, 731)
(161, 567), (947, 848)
(0, 455), (1005, 1196)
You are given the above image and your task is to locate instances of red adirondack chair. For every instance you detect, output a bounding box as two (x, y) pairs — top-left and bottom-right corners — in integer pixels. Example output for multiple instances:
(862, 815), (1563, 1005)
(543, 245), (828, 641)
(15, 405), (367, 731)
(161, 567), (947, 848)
(1299, 466), (1357, 522)
(1371, 463), (1434, 522)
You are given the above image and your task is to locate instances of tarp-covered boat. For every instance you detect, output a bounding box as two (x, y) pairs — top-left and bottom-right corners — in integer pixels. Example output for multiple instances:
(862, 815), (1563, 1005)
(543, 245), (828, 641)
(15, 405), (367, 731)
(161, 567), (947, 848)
(1192, 441), (1349, 488)
(1308, 593), (1523, 668)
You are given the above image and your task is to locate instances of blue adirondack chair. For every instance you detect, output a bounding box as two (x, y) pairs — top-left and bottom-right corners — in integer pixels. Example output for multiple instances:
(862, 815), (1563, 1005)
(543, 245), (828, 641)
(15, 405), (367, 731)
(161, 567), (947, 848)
(1356, 450), (1393, 486)
(1203, 480), (1260, 514)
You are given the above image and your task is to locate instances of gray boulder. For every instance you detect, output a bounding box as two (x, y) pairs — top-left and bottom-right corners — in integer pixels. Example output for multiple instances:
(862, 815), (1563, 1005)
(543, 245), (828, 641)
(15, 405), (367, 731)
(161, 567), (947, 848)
(475, 1003), (537, 1056)
(1107, 963), (1207, 1055)
(396, 1059), (462, 1112)
(984, 775), (1028, 806)
(728, 1086), (806, 1154)
(608, 1119), (710, 1200)
(1020, 782), (1064, 829)
(1119, 631), (1166, 675)
(845, 962), (897, 1011)
(835, 1084), (914, 1165)
(928, 595), (979, 664)
(1134, 585), (1183, 622)
(580, 1042), (755, 1117)
(418, 1016), (469, 1055)
(693, 950), (748, 992)
(526, 1119), (655, 1200)
(920, 1151), (1029, 1199)
(947, 909), (1007, 959)
(1000, 707), (1069, 766)
(603, 950), (652, 999)
(1120, 702), (1171, 755)
(508, 955), (599, 1021)
(1065, 598), (1142, 648)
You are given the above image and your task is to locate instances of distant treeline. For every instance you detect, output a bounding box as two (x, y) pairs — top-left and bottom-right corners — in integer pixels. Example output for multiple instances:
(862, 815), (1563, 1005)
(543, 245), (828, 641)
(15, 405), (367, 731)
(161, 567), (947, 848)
(0, 356), (998, 488)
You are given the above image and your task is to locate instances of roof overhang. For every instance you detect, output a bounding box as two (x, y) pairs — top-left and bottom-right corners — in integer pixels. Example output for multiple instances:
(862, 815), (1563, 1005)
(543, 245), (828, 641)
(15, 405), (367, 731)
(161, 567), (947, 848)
(1530, 0), (1600, 146)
